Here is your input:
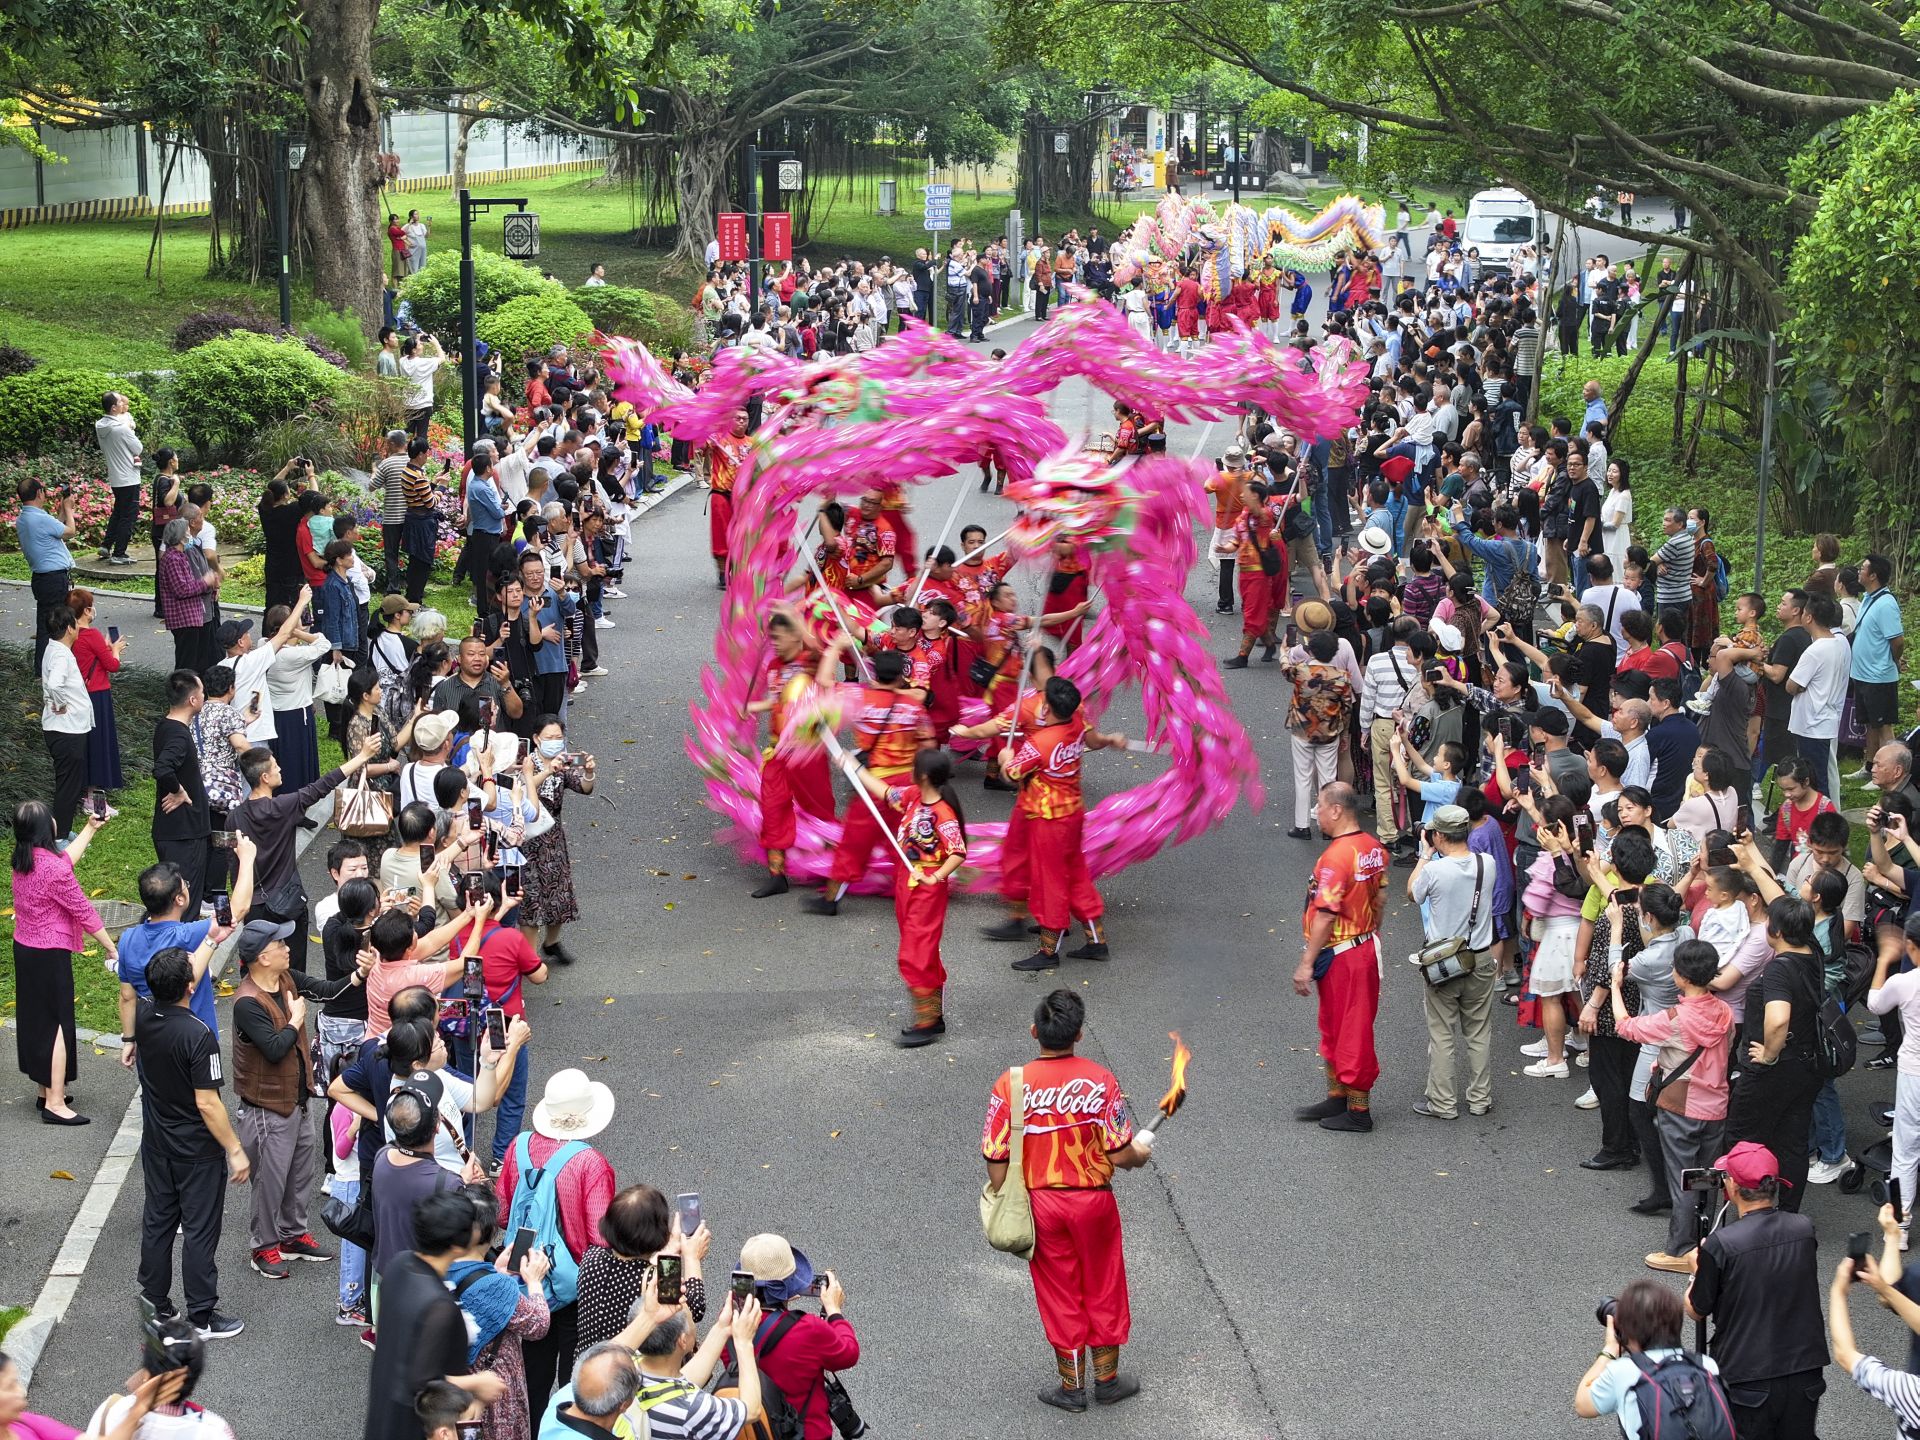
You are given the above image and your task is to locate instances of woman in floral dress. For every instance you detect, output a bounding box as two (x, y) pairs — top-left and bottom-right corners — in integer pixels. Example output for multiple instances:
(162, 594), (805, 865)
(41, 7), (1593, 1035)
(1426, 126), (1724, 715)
(518, 715), (594, 967)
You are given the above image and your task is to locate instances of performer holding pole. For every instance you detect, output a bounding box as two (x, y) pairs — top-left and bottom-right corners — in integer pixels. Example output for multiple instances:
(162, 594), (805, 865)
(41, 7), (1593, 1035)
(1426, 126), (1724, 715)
(805, 635), (933, 916)
(705, 407), (754, 590)
(742, 607), (836, 898)
(999, 677), (1127, 971)
(951, 645), (1059, 941)
(836, 745), (967, 1046)
(982, 989), (1155, 1412)
(1292, 781), (1390, 1133)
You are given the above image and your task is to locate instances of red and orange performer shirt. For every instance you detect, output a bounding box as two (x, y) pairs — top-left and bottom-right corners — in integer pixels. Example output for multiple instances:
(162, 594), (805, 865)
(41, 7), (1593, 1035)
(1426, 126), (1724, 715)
(954, 554), (1012, 624)
(982, 1055), (1135, 1190)
(763, 650), (818, 738)
(706, 433), (753, 495)
(884, 785), (966, 879)
(1003, 716), (1091, 820)
(852, 687), (932, 779)
(913, 576), (968, 616)
(871, 633), (934, 692)
(844, 517), (896, 578)
(1304, 830), (1390, 945)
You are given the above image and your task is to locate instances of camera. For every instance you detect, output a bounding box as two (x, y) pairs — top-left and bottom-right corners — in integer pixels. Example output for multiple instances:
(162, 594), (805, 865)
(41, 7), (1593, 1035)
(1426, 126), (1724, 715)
(1595, 1296), (1616, 1326)
(1681, 1166), (1726, 1193)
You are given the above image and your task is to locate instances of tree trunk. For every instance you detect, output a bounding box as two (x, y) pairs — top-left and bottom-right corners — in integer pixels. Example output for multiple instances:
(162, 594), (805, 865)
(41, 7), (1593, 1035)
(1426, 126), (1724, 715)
(451, 104), (477, 195)
(600, 137), (648, 186)
(668, 92), (734, 271)
(1606, 253), (1693, 443)
(301, 0), (386, 333)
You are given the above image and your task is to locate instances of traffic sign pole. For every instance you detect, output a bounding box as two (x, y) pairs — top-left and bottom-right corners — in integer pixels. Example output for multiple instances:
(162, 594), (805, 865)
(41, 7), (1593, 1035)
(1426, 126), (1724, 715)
(923, 183), (953, 329)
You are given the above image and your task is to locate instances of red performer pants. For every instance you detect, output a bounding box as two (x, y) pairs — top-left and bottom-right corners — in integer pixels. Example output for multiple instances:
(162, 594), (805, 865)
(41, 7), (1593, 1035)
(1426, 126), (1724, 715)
(708, 490), (734, 561)
(892, 868), (949, 992)
(1174, 310), (1199, 340)
(830, 787), (904, 888)
(1028, 1187), (1132, 1351)
(998, 805), (1032, 907)
(880, 512), (917, 579)
(1268, 554), (1290, 620)
(758, 752), (834, 852)
(1315, 934), (1382, 1095)
(1025, 811), (1102, 931)
(1238, 568), (1273, 641)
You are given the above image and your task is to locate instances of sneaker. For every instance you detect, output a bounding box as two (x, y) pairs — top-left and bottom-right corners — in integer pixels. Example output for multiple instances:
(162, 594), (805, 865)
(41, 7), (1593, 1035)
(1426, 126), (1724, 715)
(1318, 1107), (1374, 1133)
(602, 586), (627, 599)
(1684, 697), (1712, 716)
(1576, 1050), (1590, 1069)
(278, 1232), (332, 1262)
(1846, 766), (1873, 783)
(336, 1303), (370, 1327)
(1011, 950), (1059, 972)
(109, 554), (136, 565)
(1412, 1099), (1458, 1120)
(595, 616), (616, 629)
(250, 1247), (290, 1278)
(359, 1327), (377, 1351)
(580, 665), (609, 678)
(1524, 1058), (1570, 1079)
(1806, 1158), (1849, 1185)
(1645, 1252), (1696, 1274)
(1575, 1086), (1600, 1110)
(195, 1312), (245, 1340)
(1519, 1039), (1550, 1058)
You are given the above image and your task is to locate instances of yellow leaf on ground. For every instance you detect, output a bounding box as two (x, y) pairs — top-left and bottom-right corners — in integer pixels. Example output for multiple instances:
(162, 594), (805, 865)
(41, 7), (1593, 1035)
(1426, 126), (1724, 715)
(603, 997), (616, 1005)
(50, 1170), (76, 1181)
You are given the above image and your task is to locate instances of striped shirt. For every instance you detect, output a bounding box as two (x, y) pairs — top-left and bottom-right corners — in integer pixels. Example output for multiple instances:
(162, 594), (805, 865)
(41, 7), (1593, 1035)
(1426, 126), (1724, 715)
(401, 463), (433, 513)
(631, 1376), (747, 1439)
(1853, 1355), (1920, 1439)
(1359, 645), (1418, 726)
(374, 454), (410, 525)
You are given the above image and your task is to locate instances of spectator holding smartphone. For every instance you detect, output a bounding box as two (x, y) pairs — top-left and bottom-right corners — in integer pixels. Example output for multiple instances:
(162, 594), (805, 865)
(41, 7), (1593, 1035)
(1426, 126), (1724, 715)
(1828, 1241), (1920, 1439)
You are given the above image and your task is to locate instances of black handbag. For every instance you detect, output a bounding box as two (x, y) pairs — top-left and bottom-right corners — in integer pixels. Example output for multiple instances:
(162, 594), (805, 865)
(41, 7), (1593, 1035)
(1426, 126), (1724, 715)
(321, 1180), (375, 1251)
(969, 655), (998, 687)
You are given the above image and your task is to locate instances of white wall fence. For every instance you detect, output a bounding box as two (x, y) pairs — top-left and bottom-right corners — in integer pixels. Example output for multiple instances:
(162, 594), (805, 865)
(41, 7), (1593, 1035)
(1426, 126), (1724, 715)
(0, 116), (609, 227)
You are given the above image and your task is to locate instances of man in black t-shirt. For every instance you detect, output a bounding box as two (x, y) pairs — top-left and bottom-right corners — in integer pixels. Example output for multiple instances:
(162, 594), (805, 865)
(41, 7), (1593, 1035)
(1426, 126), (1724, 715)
(1686, 1140), (1828, 1437)
(151, 669), (211, 917)
(136, 946), (249, 1340)
(967, 256), (992, 342)
(364, 1190), (506, 1440)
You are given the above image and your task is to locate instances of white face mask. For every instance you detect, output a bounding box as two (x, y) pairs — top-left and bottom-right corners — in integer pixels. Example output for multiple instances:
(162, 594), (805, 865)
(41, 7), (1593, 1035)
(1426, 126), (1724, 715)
(539, 738), (566, 759)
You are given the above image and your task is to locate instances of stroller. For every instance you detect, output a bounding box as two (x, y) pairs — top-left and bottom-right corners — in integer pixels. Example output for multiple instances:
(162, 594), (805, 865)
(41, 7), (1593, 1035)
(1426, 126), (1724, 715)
(1836, 937), (1897, 1200)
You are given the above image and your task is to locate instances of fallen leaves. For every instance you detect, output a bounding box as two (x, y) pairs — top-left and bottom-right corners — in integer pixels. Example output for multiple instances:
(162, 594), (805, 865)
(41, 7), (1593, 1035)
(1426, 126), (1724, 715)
(50, 1170), (75, 1181)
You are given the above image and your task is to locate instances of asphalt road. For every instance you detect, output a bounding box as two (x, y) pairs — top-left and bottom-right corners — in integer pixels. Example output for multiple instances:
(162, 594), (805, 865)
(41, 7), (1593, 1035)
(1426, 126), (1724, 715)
(7, 303), (1905, 1440)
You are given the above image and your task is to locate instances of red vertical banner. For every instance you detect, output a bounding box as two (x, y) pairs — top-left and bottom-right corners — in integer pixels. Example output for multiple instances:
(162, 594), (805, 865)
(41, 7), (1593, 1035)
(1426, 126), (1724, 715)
(762, 213), (793, 262)
(716, 212), (748, 262)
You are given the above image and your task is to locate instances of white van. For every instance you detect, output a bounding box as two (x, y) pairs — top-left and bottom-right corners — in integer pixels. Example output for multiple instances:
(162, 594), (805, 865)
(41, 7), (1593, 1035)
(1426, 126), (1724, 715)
(1462, 187), (1539, 263)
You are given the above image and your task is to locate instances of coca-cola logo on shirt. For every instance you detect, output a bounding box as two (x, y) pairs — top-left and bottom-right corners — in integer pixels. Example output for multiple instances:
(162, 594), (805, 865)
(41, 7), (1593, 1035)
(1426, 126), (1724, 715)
(1023, 1076), (1110, 1116)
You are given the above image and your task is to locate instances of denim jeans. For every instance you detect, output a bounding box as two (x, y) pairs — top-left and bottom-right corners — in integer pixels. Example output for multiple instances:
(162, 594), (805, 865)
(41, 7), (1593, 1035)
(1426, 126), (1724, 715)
(1311, 470), (1334, 558)
(1810, 1077), (1848, 1164)
(491, 1043), (532, 1164)
(1571, 551), (1591, 595)
(1795, 731), (1835, 797)
(326, 1175), (367, 1311)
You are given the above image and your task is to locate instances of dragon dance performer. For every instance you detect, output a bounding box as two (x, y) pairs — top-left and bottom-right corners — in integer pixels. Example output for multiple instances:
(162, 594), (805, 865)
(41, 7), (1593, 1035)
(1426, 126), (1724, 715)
(1223, 478), (1288, 669)
(743, 607), (836, 898)
(977, 583), (1090, 787)
(1040, 540), (1092, 654)
(1148, 271), (1177, 350)
(1173, 267), (1202, 357)
(951, 646), (1060, 943)
(875, 481), (918, 581)
(982, 988), (1153, 1412)
(705, 407), (754, 589)
(838, 746), (967, 1047)
(1254, 256), (1282, 339)
(999, 677), (1127, 973)
(805, 634), (932, 917)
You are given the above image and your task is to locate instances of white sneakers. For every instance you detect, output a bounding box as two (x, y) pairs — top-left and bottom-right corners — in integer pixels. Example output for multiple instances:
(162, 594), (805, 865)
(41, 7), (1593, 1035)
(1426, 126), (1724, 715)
(595, 616), (616, 630)
(580, 666), (609, 678)
(1520, 1039), (1550, 1058)
(1575, 1086), (1600, 1109)
(1806, 1158), (1849, 1185)
(1524, 1058), (1570, 1079)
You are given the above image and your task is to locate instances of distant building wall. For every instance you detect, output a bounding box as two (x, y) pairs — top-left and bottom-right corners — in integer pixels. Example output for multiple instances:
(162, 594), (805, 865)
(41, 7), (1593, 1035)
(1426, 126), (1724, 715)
(0, 117), (608, 229)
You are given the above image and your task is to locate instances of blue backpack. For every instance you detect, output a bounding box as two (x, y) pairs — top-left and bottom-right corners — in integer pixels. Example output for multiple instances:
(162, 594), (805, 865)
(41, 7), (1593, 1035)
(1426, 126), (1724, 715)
(1628, 1351), (1735, 1439)
(1713, 550), (1730, 603)
(506, 1133), (588, 1307)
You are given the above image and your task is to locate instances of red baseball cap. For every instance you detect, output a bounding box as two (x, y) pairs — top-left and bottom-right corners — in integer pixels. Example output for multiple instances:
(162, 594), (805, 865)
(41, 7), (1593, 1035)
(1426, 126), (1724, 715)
(1714, 1140), (1788, 1189)
(1379, 454), (1415, 486)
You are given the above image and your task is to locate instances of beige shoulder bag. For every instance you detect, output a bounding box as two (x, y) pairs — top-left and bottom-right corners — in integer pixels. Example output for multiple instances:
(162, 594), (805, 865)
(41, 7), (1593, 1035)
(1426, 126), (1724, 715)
(979, 1064), (1036, 1259)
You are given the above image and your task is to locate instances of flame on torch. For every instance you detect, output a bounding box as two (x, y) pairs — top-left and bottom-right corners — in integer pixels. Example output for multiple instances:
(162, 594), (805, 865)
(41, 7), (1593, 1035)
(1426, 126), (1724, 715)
(1139, 1033), (1192, 1137)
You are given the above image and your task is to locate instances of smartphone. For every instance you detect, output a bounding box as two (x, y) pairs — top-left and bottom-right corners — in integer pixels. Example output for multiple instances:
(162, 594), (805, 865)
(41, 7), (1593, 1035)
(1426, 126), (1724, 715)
(419, 843), (434, 870)
(437, 996), (471, 1022)
(107, 624), (120, 644)
(676, 1192), (701, 1237)
(655, 1253), (683, 1306)
(464, 955), (484, 993)
(89, 793), (108, 820)
(1423, 666), (1442, 684)
(485, 1007), (507, 1052)
(465, 872), (488, 906)
(247, 692), (262, 717)
(504, 865), (522, 898)
(506, 1226), (536, 1274)
(730, 1270), (756, 1306)
(1849, 1230), (1873, 1280)
(1896, 1177), (1908, 1226)
(477, 699), (495, 731)
(484, 828), (499, 862)
(1284, 622), (1299, 649)
(212, 892), (233, 927)
(210, 829), (235, 850)
(806, 1274), (829, 1297)
(1512, 769), (1533, 794)
(466, 796), (483, 829)
(471, 618), (485, 639)
(457, 1423), (485, 1440)
(517, 737), (530, 763)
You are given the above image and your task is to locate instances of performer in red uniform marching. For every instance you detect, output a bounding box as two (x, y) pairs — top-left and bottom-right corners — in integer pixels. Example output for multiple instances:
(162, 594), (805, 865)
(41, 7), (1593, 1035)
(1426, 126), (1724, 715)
(743, 608), (835, 898)
(1000, 677), (1127, 971)
(1292, 782), (1390, 1133)
(839, 746), (967, 1046)
(1173, 267), (1202, 357)
(914, 599), (966, 746)
(875, 482), (917, 581)
(950, 646), (1059, 941)
(983, 989), (1154, 1411)
(1222, 478), (1287, 669)
(805, 637), (932, 916)
(1040, 539), (1092, 653)
(705, 407), (754, 590)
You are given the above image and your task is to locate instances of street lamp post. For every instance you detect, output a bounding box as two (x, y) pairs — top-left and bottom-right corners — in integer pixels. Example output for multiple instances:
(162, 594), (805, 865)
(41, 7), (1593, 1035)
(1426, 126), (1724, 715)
(457, 189), (529, 457)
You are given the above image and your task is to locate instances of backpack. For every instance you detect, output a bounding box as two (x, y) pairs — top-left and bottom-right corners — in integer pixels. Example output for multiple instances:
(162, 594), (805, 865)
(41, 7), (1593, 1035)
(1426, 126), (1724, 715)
(1712, 550), (1730, 603)
(716, 1310), (811, 1440)
(1626, 1351), (1735, 1440)
(1495, 538), (1542, 629)
(1812, 986), (1859, 1081)
(504, 1133), (589, 1307)
(1661, 641), (1701, 703)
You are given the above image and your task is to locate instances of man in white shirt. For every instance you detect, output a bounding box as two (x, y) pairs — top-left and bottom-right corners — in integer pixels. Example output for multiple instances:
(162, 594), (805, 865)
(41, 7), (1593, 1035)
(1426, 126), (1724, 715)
(95, 391), (145, 564)
(396, 334), (445, 442)
(1787, 593), (1852, 797)
(1579, 553), (1642, 645)
(216, 601), (307, 745)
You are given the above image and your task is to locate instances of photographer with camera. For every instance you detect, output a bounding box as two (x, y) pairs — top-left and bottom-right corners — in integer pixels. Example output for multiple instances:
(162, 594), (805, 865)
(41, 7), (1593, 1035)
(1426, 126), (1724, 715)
(1408, 805), (1497, 1119)
(1829, 1214), (1920, 1438)
(1684, 1141), (1828, 1437)
(1574, 1281), (1731, 1438)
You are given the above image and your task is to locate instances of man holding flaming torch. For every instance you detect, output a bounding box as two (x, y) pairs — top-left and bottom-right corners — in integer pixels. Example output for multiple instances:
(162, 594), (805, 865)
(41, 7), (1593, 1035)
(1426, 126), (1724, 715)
(982, 989), (1189, 1412)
